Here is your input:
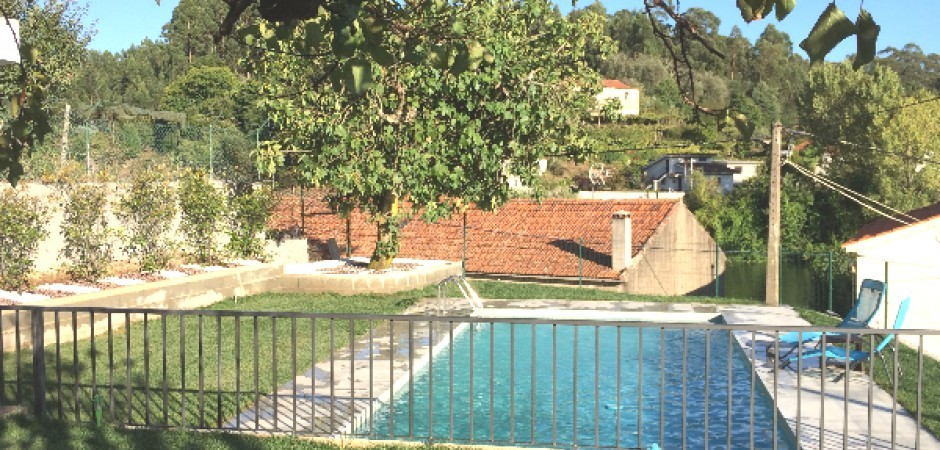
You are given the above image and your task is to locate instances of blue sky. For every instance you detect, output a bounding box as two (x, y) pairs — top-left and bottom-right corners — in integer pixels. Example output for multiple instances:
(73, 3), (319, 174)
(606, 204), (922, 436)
(85, 0), (940, 61)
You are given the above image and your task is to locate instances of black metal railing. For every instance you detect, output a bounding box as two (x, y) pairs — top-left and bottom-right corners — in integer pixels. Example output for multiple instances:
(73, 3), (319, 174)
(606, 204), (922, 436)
(0, 304), (936, 449)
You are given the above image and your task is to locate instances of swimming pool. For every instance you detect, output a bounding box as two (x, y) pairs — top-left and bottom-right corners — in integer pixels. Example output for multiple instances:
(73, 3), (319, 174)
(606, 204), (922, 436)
(367, 322), (794, 449)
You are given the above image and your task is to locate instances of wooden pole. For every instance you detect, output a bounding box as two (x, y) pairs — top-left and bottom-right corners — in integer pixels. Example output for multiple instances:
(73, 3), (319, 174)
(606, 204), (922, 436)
(766, 122), (782, 306)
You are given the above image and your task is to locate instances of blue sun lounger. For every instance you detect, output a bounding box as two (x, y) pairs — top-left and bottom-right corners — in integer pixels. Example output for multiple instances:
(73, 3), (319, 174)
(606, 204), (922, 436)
(788, 297), (910, 381)
(772, 279), (885, 365)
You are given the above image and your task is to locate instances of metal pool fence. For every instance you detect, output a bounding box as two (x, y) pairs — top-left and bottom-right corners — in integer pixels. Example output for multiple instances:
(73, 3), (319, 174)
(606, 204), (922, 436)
(0, 304), (936, 449)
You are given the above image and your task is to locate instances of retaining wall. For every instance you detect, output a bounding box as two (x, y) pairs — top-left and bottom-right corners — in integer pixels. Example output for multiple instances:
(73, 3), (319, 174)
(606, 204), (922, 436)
(0, 260), (462, 351)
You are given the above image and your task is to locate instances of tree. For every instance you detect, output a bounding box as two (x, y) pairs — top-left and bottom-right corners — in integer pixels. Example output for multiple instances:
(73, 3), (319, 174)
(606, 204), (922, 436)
(162, 65), (241, 123)
(248, 0), (610, 269)
(179, 169), (226, 263)
(797, 63), (940, 240)
(600, 53), (668, 90)
(0, 0), (93, 184)
(876, 44), (940, 94)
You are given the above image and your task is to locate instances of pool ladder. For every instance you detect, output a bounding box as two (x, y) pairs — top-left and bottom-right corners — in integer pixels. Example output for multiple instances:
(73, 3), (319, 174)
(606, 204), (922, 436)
(436, 275), (483, 313)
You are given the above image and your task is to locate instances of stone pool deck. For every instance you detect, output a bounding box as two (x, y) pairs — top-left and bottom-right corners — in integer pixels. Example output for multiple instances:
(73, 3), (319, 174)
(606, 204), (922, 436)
(229, 299), (940, 449)
(723, 305), (940, 450)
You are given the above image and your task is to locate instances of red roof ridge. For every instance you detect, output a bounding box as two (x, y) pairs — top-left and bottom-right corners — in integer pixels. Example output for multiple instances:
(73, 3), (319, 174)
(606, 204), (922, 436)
(602, 79), (632, 89)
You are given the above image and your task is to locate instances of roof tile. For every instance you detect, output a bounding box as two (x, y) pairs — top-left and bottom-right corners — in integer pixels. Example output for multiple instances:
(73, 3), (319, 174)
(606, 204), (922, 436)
(271, 197), (678, 280)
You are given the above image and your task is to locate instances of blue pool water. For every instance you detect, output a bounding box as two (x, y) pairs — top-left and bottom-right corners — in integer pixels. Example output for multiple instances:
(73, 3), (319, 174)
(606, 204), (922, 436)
(368, 323), (793, 449)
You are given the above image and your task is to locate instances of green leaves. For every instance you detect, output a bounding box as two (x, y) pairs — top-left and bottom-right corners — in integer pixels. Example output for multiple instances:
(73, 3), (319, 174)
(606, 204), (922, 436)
(331, 58), (374, 95)
(774, 0), (795, 21)
(61, 185), (113, 281)
(736, 0), (774, 22)
(0, 190), (48, 291)
(799, 3), (856, 64)
(853, 10), (880, 70)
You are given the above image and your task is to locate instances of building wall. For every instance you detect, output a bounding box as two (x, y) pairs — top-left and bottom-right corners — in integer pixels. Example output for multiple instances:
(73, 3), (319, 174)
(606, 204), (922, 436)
(724, 161), (762, 185)
(846, 219), (940, 360)
(596, 87), (640, 116)
(621, 203), (725, 295)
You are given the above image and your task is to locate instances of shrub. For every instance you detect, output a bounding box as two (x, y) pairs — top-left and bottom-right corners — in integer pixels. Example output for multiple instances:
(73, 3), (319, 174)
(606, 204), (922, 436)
(226, 186), (275, 260)
(117, 169), (177, 272)
(179, 170), (226, 264)
(61, 184), (112, 281)
(0, 190), (48, 291)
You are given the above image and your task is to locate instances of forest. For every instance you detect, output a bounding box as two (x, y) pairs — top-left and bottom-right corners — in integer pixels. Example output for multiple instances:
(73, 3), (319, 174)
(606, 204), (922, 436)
(5, 0), (940, 265)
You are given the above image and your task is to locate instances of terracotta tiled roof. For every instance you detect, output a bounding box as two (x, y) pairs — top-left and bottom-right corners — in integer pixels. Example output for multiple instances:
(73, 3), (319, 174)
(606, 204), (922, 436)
(602, 79), (632, 89)
(843, 202), (940, 247)
(271, 197), (678, 280)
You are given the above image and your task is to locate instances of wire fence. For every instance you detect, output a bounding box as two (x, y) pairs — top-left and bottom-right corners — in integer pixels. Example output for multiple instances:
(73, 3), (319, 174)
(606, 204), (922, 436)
(27, 115), (276, 184)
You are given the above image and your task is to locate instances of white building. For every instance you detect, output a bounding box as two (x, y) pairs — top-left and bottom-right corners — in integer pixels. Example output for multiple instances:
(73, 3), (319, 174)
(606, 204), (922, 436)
(643, 154), (762, 194)
(843, 203), (940, 359)
(596, 79), (640, 116)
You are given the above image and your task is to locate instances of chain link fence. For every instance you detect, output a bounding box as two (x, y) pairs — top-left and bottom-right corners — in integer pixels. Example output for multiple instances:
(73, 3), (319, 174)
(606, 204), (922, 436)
(26, 112), (276, 185)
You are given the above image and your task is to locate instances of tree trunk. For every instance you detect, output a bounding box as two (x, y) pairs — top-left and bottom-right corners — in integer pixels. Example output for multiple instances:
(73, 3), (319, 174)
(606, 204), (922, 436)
(369, 191), (399, 270)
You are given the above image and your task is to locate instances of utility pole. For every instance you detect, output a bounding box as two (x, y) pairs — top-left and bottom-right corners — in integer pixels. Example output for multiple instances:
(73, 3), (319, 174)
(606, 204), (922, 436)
(766, 122), (783, 306)
(60, 103), (70, 164)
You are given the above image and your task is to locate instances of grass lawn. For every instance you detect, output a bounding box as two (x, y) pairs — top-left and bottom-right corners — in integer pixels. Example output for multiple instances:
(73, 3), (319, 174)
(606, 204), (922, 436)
(0, 414), (439, 449)
(469, 279), (758, 304)
(795, 307), (940, 438)
(1, 288), (436, 429)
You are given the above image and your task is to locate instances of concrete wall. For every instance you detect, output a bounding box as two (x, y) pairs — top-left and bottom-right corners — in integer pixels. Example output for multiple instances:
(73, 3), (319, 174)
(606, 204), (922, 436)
(0, 264), (284, 350)
(576, 191), (685, 200)
(621, 203), (725, 296)
(845, 218), (940, 359)
(0, 183), (302, 275)
(277, 262), (462, 296)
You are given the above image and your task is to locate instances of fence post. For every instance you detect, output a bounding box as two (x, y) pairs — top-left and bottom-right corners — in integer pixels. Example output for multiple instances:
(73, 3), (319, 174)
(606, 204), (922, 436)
(884, 261), (890, 329)
(778, 250), (784, 305)
(714, 244), (720, 297)
(578, 238), (583, 288)
(208, 124), (214, 178)
(827, 251), (833, 313)
(462, 211), (467, 276)
(31, 309), (46, 418)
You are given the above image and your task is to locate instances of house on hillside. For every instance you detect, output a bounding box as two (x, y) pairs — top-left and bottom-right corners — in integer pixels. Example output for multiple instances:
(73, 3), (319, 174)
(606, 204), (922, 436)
(596, 79), (640, 117)
(843, 202), (940, 359)
(643, 154), (762, 194)
(270, 197), (725, 296)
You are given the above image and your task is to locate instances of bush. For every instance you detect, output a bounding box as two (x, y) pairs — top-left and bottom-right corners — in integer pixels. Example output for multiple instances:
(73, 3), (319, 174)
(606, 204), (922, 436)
(61, 184), (112, 281)
(226, 187), (275, 260)
(117, 170), (177, 272)
(179, 170), (226, 264)
(0, 190), (49, 291)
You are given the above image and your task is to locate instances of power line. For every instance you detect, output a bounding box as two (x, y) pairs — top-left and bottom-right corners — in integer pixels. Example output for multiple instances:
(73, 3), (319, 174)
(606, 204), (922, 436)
(872, 94), (940, 115)
(784, 128), (940, 168)
(784, 160), (915, 226)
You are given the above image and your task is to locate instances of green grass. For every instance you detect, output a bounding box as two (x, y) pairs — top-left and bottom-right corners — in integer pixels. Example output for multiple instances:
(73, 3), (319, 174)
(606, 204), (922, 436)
(0, 414), (429, 449)
(795, 307), (940, 438)
(469, 279), (758, 304)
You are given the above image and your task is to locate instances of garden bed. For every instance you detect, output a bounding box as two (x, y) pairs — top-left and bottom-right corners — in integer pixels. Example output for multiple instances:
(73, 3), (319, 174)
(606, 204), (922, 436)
(0, 260), (264, 304)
